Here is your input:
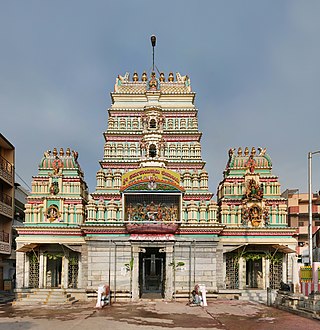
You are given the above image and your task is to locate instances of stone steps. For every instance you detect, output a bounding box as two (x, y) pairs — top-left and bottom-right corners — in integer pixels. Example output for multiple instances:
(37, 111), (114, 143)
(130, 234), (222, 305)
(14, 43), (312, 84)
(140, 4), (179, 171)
(13, 289), (78, 306)
(238, 290), (268, 303)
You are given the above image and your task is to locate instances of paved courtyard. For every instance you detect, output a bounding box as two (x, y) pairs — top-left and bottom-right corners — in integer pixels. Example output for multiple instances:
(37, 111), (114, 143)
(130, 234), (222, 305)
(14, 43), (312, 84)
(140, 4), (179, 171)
(0, 299), (319, 330)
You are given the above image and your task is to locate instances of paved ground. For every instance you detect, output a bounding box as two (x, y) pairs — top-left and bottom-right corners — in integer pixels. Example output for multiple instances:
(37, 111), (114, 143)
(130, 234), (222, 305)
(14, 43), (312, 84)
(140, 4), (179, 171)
(0, 299), (319, 330)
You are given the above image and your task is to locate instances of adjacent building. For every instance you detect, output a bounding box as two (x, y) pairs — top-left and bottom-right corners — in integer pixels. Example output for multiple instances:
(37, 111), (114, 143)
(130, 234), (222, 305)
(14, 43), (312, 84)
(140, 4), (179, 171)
(283, 189), (320, 263)
(0, 133), (15, 290)
(15, 71), (298, 302)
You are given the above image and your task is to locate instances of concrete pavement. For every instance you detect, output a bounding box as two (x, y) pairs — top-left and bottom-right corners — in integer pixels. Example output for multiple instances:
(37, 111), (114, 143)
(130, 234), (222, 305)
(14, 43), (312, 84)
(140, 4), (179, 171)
(0, 299), (319, 330)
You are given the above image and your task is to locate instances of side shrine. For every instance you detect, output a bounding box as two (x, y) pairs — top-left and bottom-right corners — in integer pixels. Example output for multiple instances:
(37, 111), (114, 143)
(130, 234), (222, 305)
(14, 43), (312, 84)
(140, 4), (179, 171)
(15, 72), (297, 302)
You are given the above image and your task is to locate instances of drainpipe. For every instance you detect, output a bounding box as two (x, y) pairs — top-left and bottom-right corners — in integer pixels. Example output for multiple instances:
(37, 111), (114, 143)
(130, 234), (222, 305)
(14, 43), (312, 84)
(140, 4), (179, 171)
(109, 240), (112, 304)
(130, 245), (133, 301)
(173, 244), (176, 300)
(189, 243), (192, 301)
(113, 241), (117, 303)
(193, 240), (196, 286)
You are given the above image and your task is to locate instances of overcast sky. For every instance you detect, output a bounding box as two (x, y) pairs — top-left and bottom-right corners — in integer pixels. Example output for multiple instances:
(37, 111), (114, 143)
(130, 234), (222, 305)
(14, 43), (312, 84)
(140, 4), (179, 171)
(1, 0), (320, 196)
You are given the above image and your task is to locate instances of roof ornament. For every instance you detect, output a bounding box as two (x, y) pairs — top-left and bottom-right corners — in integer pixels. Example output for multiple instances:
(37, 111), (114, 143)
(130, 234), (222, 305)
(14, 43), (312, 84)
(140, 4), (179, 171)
(258, 147), (267, 156)
(151, 35), (156, 71)
(148, 71), (160, 91)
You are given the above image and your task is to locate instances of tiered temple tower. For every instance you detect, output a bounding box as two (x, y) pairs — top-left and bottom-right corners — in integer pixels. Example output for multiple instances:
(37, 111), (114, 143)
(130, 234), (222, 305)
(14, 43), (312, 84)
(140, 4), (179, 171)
(216, 147), (297, 291)
(89, 71), (217, 224)
(16, 148), (88, 290)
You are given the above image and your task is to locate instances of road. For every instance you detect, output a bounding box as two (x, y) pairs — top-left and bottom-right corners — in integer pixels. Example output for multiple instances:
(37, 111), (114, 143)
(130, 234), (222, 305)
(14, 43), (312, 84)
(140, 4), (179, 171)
(0, 299), (319, 330)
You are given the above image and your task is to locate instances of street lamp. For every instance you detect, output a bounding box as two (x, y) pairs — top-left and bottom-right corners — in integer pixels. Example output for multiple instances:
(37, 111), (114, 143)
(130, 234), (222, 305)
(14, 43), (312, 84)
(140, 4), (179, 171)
(308, 151), (320, 265)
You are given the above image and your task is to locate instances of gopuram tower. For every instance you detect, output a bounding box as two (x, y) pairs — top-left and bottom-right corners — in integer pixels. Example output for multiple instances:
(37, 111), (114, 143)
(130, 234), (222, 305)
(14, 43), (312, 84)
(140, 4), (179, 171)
(84, 69), (220, 300)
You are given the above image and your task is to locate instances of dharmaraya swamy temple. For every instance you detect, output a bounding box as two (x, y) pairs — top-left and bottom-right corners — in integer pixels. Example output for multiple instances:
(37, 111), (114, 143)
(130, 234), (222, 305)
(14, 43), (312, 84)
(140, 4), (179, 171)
(14, 67), (298, 303)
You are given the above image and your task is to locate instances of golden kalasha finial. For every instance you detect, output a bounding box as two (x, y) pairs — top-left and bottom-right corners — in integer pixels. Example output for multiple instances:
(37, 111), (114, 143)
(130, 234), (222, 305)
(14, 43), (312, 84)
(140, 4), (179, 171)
(244, 147), (249, 156)
(141, 71), (148, 82)
(66, 148), (71, 156)
(251, 147), (256, 156)
(133, 72), (138, 82)
(237, 147), (242, 156)
(59, 148), (64, 156)
(168, 72), (174, 82)
(159, 72), (165, 82)
(53, 148), (58, 156)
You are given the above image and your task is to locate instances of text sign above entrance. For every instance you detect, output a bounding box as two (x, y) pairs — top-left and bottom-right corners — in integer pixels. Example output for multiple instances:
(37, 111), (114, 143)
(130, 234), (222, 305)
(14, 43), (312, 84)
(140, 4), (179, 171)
(121, 167), (181, 189)
(130, 234), (175, 241)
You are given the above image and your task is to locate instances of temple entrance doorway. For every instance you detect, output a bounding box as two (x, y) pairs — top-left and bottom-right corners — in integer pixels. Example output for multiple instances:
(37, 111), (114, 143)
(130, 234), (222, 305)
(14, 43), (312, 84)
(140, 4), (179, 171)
(139, 247), (165, 298)
(46, 257), (62, 288)
(246, 259), (263, 288)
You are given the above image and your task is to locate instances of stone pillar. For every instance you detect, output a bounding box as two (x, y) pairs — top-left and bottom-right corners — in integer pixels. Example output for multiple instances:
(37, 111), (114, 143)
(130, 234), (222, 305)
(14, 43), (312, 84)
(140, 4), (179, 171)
(239, 257), (245, 289)
(265, 258), (270, 289)
(78, 252), (83, 289)
(16, 250), (25, 288)
(39, 253), (44, 288)
(165, 245), (174, 300)
(25, 254), (30, 288)
(62, 256), (68, 289)
(43, 255), (47, 288)
(131, 245), (140, 301)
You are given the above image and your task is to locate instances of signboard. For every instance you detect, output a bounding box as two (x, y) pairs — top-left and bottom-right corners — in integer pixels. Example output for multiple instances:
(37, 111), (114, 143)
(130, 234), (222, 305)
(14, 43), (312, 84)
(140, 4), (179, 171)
(129, 234), (175, 241)
(121, 167), (181, 189)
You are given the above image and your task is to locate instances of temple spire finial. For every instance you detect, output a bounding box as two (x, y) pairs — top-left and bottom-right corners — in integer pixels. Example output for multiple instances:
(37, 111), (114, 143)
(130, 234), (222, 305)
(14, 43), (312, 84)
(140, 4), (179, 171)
(151, 35), (156, 71)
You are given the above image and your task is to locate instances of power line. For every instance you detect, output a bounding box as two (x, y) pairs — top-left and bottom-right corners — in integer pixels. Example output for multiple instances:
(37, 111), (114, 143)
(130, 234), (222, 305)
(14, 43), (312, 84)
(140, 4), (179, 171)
(15, 171), (31, 191)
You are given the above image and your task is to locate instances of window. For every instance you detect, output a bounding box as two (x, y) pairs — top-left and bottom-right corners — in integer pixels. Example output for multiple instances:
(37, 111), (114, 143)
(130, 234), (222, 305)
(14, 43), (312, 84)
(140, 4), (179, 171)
(149, 119), (156, 129)
(149, 144), (157, 158)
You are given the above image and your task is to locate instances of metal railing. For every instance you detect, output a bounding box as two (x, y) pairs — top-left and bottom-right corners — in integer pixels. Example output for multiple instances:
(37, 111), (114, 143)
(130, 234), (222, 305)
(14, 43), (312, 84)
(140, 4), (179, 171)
(0, 191), (12, 206)
(0, 231), (9, 243)
(0, 155), (13, 175)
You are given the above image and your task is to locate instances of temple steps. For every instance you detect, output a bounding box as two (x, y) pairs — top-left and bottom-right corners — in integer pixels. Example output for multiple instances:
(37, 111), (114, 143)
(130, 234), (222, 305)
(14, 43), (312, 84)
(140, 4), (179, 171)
(13, 289), (78, 305)
(237, 290), (268, 303)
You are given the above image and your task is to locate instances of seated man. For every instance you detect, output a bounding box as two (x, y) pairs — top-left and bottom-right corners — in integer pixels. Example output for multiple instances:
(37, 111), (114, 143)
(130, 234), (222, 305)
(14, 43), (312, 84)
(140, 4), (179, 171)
(189, 289), (202, 306)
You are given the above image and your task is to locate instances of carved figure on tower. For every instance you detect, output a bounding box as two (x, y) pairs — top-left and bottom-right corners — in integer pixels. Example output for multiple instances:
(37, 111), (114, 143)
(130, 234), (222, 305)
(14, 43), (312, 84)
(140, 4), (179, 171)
(140, 139), (147, 157)
(49, 181), (59, 195)
(141, 114), (148, 130)
(245, 155), (256, 173)
(157, 115), (164, 130)
(148, 71), (159, 91)
(245, 179), (263, 200)
(158, 138), (165, 157)
(249, 204), (262, 227)
(52, 156), (63, 175)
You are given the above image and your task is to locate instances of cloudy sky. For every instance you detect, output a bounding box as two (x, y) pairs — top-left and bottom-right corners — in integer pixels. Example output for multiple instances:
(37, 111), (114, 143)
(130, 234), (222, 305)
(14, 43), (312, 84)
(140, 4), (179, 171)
(1, 0), (320, 196)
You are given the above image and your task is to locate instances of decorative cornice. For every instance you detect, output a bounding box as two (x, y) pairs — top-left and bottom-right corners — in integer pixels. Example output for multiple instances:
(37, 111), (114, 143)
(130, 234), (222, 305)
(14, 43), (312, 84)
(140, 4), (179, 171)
(220, 227), (297, 237)
(16, 227), (83, 236)
(183, 193), (213, 201)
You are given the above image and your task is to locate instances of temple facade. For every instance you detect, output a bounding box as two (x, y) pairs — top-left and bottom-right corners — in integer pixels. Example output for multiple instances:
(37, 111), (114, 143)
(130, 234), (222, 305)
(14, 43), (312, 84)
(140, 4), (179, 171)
(15, 71), (297, 302)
